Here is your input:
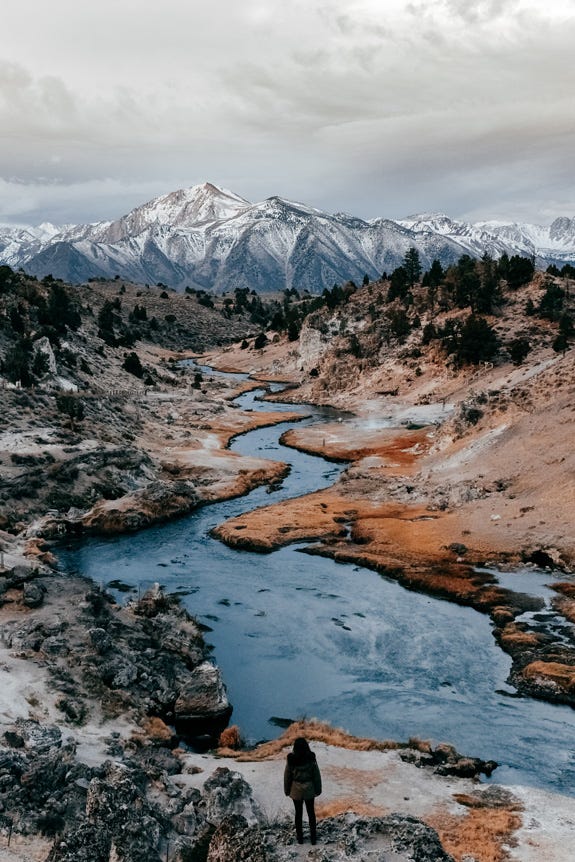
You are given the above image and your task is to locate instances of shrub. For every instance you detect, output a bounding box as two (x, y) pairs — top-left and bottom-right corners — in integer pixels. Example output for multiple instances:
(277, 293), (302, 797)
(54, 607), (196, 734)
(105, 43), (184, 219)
(56, 394), (85, 429)
(253, 332), (267, 350)
(444, 315), (499, 366)
(389, 309), (411, 341)
(421, 322), (438, 345)
(46, 283), (81, 332)
(509, 337), (531, 365)
(538, 282), (565, 321)
(37, 813), (65, 837)
(2, 338), (33, 386)
(287, 319), (300, 341)
(123, 351), (144, 378)
(0, 264), (15, 291)
(219, 725), (244, 749)
(506, 255), (535, 290)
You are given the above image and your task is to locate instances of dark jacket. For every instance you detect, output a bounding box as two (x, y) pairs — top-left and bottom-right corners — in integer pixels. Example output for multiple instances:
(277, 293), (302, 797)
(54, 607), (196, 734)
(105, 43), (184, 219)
(284, 752), (322, 801)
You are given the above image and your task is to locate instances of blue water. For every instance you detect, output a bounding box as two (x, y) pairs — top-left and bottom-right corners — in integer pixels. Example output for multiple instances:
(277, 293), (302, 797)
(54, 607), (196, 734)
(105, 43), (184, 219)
(59, 372), (575, 795)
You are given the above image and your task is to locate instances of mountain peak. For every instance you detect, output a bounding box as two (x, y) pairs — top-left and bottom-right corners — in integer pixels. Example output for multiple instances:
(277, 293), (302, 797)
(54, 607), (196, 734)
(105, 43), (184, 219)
(400, 212), (457, 232)
(147, 183), (251, 226)
(2, 186), (575, 291)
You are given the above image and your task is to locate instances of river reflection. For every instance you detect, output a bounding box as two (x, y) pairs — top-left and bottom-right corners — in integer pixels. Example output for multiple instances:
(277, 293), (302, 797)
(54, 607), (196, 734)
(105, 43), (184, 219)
(60, 374), (575, 794)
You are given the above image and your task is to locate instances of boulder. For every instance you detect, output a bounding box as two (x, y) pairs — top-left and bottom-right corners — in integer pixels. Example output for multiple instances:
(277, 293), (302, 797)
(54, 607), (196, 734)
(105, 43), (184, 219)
(207, 813), (266, 862)
(15, 720), (62, 754)
(88, 627), (113, 654)
(45, 822), (112, 862)
(202, 767), (262, 827)
(400, 741), (497, 779)
(304, 813), (454, 862)
(174, 662), (232, 735)
(22, 580), (46, 608)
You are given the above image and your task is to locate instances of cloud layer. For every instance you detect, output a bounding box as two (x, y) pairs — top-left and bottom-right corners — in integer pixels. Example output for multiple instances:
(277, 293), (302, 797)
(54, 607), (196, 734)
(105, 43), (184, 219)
(1, 0), (574, 225)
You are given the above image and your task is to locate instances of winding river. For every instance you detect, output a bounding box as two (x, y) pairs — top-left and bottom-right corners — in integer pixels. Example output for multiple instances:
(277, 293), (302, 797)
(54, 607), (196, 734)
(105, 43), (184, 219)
(60, 370), (575, 795)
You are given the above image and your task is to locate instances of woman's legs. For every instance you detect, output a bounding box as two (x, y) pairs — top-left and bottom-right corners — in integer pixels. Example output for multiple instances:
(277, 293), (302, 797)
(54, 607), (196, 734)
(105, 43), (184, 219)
(305, 798), (317, 844)
(292, 798), (317, 844)
(292, 799), (304, 843)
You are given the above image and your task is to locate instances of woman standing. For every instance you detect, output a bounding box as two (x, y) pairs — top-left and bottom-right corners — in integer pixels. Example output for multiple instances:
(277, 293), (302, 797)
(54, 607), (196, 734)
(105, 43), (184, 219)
(284, 737), (322, 845)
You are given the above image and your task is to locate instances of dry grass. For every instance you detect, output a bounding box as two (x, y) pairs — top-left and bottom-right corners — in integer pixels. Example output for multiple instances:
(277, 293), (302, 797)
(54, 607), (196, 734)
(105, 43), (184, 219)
(281, 425), (431, 469)
(218, 724), (243, 749)
(522, 660), (575, 692)
(138, 716), (175, 744)
(316, 797), (387, 818)
(223, 719), (401, 761)
(551, 582), (575, 598)
(552, 594), (575, 624)
(324, 765), (383, 795)
(427, 807), (522, 862)
(499, 624), (542, 648)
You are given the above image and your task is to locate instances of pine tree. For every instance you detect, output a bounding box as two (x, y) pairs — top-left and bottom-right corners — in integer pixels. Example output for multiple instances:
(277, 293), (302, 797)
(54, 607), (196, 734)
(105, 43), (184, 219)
(403, 248), (422, 287)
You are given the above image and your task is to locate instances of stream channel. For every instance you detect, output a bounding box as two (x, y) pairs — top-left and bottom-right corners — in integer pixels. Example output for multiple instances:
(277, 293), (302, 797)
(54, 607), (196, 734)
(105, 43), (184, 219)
(60, 367), (575, 795)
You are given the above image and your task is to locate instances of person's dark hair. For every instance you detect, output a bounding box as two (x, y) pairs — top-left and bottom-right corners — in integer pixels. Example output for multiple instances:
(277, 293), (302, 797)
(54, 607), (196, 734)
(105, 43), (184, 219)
(289, 737), (315, 765)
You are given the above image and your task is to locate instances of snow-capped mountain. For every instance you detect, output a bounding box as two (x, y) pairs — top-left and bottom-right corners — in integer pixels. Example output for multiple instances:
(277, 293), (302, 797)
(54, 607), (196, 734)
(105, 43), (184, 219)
(399, 213), (575, 267)
(1, 185), (573, 293)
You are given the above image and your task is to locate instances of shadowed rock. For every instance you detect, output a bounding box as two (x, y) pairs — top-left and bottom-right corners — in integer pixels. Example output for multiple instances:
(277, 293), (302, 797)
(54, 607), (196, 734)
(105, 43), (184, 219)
(202, 767), (263, 827)
(174, 663), (232, 737)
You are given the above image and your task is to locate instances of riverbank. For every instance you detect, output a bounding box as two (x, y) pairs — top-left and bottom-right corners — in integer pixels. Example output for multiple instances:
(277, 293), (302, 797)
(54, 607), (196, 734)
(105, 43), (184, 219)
(1, 268), (574, 859)
(0, 554), (572, 862)
(0, 566), (572, 862)
(203, 333), (575, 709)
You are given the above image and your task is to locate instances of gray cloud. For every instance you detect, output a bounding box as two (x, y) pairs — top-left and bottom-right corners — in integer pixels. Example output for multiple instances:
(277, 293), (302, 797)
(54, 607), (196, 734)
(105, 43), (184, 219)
(0, 0), (573, 225)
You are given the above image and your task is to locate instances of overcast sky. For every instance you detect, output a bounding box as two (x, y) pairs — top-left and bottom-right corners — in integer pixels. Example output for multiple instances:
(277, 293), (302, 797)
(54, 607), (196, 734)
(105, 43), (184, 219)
(1, 0), (574, 226)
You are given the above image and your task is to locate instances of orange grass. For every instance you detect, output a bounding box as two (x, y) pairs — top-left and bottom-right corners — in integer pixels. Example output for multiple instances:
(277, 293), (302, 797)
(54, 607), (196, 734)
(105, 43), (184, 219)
(221, 719), (401, 761)
(138, 716), (175, 744)
(281, 426), (430, 468)
(551, 582), (575, 598)
(552, 594), (575, 624)
(218, 725), (243, 749)
(316, 797), (387, 818)
(427, 808), (522, 862)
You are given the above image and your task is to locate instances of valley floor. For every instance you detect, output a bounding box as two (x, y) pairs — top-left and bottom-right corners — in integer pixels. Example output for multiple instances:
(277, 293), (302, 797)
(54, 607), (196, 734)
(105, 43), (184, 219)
(1, 316), (574, 860)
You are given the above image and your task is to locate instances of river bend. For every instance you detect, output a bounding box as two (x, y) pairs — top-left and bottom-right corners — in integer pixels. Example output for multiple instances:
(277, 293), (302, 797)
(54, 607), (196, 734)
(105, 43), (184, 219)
(60, 371), (575, 794)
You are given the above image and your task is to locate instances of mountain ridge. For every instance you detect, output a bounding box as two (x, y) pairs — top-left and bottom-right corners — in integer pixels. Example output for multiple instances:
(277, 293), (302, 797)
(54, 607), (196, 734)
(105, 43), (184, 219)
(1, 183), (574, 292)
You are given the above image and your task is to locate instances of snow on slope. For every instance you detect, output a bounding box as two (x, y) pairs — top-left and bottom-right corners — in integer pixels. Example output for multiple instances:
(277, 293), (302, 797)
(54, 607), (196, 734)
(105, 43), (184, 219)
(1, 185), (574, 292)
(401, 213), (575, 265)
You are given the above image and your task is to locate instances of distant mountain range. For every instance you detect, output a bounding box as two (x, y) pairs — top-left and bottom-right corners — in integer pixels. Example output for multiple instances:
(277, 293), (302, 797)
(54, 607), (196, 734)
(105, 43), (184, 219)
(1, 183), (574, 293)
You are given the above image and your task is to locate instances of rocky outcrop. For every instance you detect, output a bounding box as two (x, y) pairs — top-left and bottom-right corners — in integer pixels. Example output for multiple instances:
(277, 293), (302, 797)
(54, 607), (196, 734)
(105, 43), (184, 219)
(202, 767), (262, 826)
(306, 813), (454, 862)
(1, 574), (231, 746)
(81, 479), (201, 534)
(174, 665), (232, 738)
(0, 562), (47, 608)
(0, 736), (456, 862)
(47, 762), (165, 862)
(207, 814), (266, 862)
(400, 741), (497, 779)
(202, 809), (455, 862)
(33, 336), (57, 375)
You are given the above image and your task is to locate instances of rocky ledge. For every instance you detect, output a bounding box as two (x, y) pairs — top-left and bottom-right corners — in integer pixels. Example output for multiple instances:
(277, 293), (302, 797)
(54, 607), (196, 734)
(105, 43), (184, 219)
(0, 564), (231, 743)
(0, 735), (455, 862)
